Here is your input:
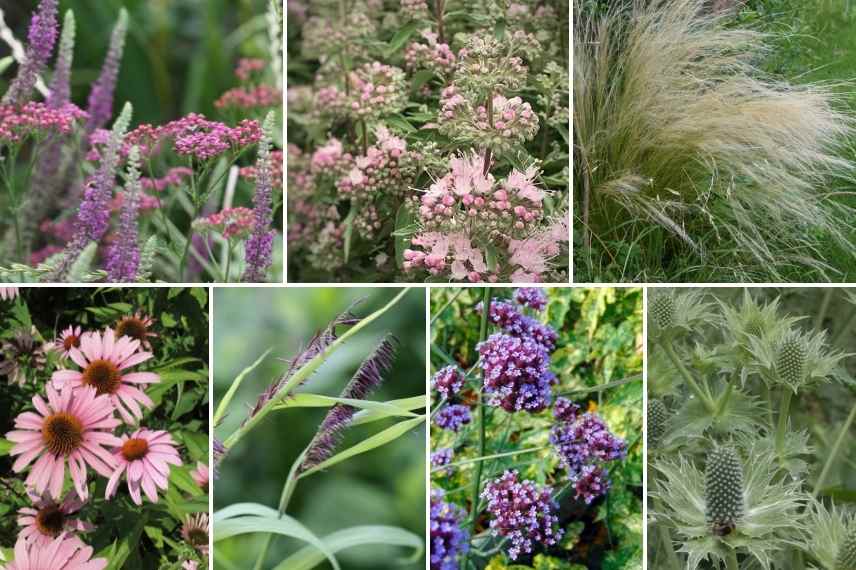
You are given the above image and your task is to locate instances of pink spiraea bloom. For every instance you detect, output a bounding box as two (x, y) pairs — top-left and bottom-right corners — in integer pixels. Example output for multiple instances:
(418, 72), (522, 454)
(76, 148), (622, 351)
(52, 326), (85, 359)
(114, 313), (158, 350)
(404, 231), (489, 282)
(190, 462), (209, 491)
(51, 328), (160, 424)
(1, 533), (107, 570)
(17, 489), (94, 546)
(181, 513), (209, 557)
(508, 218), (569, 282)
(106, 429), (182, 505)
(0, 287), (20, 301)
(192, 207), (255, 240)
(6, 384), (121, 500)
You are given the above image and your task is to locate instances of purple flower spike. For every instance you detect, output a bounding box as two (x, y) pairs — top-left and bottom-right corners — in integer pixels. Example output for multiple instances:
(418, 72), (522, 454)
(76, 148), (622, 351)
(478, 333), (554, 413)
(514, 287), (548, 311)
(430, 489), (469, 570)
(85, 9), (127, 134)
(549, 397), (627, 504)
(482, 470), (563, 560)
(105, 145), (142, 282)
(431, 365), (464, 400)
(433, 404), (471, 432)
(243, 112), (276, 282)
(2, 0), (59, 106)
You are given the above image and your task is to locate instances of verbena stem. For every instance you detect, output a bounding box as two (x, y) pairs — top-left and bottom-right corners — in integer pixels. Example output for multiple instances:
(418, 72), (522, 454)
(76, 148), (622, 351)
(812, 398), (856, 497)
(430, 446), (550, 472)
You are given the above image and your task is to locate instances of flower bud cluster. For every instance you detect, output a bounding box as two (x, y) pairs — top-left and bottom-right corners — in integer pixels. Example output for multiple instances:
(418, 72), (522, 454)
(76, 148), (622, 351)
(403, 231), (490, 282)
(482, 470), (563, 561)
(433, 404), (472, 432)
(431, 365), (465, 399)
(400, 0), (429, 20)
(439, 90), (538, 152)
(335, 127), (420, 202)
(302, 13), (375, 59)
(454, 34), (529, 94)
(405, 31), (456, 75)
(347, 62), (407, 121)
(192, 207), (255, 239)
(549, 397), (627, 503)
(430, 489), (469, 570)
(477, 332), (555, 412)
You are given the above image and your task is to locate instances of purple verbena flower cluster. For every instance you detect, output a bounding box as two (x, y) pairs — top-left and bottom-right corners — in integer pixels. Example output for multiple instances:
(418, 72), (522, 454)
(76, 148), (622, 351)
(482, 470), (563, 560)
(514, 287), (548, 311)
(431, 448), (453, 472)
(431, 365), (465, 400)
(430, 489), (469, 570)
(477, 298), (557, 351)
(433, 404), (472, 432)
(477, 332), (555, 413)
(549, 397), (627, 504)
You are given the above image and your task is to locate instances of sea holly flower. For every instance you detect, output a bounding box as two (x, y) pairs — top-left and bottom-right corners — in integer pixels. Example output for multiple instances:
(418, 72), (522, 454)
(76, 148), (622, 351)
(105, 429), (182, 505)
(647, 398), (668, 449)
(114, 312), (158, 349)
(477, 332), (554, 412)
(5, 384), (121, 500)
(52, 326), (85, 360)
(430, 489), (469, 570)
(0, 533), (107, 570)
(181, 513), (210, 557)
(482, 470), (563, 561)
(648, 289), (716, 340)
(191, 462), (209, 491)
(16, 489), (93, 547)
(433, 404), (472, 432)
(431, 365), (465, 399)
(804, 501), (856, 570)
(51, 328), (160, 424)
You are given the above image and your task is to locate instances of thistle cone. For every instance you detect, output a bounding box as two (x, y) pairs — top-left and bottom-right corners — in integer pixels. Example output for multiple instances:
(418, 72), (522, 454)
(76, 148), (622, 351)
(837, 528), (856, 570)
(776, 335), (806, 386)
(705, 447), (745, 529)
(650, 295), (675, 330)
(648, 399), (667, 448)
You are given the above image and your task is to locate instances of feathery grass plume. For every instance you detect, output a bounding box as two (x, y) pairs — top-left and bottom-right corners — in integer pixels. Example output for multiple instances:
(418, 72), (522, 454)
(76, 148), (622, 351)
(647, 398), (668, 449)
(105, 145), (142, 282)
(574, 0), (856, 282)
(837, 527), (856, 570)
(85, 8), (127, 134)
(2, 0), (58, 106)
(242, 111), (276, 282)
(299, 334), (398, 473)
(704, 446), (744, 531)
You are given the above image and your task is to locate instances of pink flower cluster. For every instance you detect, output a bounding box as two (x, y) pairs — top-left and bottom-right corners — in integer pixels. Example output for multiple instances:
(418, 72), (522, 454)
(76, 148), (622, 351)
(400, 0), (429, 20)
(508, 218), (568, 282)
(215, 85), (282, 110)
(404, 231), (489, 282)
(336, 126), (419, 202)
(192, 207), (255, 239)
(0, 102), (87, 143)
(318, 62), (407, 121)
(235, 58), (266, 82)
(141, 167), (193, 192)
(440, 90), (539, 151)
(241, 149), (283, 189)
(405, 31), (456, 74)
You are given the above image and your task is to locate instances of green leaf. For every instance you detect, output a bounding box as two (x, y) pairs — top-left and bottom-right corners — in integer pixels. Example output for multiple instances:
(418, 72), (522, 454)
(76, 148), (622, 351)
(0, 438), (13, 456)
(394, 204), (416, 268)
(343, 208), (356, 263)
(273, 525), (424, 570)
(386, 114), (417, 134)
(275, 393), (421, 419)
(214, 513), (340, 570)
(411, 69), (435, 92)
(214, 348), (273, 425)
(351, 395), (426, 426)
(299, 416), (424, 477)
(0, 56), (14, 75)
(383, 21), (418, 58)
(215, 502), (279, 522)
(190, 287), (208, 309)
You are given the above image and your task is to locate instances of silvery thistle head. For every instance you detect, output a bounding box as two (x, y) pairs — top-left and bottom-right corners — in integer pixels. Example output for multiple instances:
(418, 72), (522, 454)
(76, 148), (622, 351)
(649, 289), (716, 341)
(804, 500), (856, 570)
(651, 442), (808, 570)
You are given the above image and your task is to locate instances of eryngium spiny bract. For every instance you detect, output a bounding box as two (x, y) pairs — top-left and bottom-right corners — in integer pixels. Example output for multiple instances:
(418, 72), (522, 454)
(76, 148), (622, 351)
(838, 528), (856, 570)
(776, 333), (806, 387)
(647, 399), (667, 448)
(705, 447), (745, 531)
(650, 294), (675, 330)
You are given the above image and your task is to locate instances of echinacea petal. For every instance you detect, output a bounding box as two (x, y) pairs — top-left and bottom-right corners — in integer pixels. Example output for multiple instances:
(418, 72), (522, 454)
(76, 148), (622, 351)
(140, 473), (159, 503)
(48, 456), (66, 499)
(105, 464), (125, 499)
(118, 351), (153, 370)
(120, 371), (160, 384)
(14, 411), (44, 429)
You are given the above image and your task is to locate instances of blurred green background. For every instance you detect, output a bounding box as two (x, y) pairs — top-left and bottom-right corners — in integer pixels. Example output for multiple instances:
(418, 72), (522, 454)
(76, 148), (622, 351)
(213, 287), (427, 570)
(2, 0), (272, 124)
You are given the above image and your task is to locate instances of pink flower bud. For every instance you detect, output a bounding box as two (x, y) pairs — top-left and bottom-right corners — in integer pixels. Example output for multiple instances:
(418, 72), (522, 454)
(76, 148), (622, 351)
(494, 190), (507, 201)
(514, 205), (526, 217)
(442, 194), (455, 206)
(462, 194), (474, 206)
(467, 271), (481, 282)
(474, 197), (485, 208)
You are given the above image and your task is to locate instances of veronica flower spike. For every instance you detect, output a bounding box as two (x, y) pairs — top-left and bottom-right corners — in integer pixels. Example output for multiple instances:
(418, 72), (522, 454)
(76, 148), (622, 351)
(52, 328), (160, 424)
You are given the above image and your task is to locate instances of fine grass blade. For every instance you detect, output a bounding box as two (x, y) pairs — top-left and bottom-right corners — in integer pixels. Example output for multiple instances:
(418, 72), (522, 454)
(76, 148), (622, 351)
(214, 348), (273, 424)
(273, 393), (421, 419)
(351, 395), (426, 426)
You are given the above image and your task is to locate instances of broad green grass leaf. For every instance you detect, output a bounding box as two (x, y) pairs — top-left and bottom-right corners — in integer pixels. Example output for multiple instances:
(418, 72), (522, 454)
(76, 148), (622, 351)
(299, 416), (425, 477)
(215, 502), (279, 522)
(274, 393), (420, 419)
(214, 348), (273, 424)
(273, 525), (424, 570)
(383, 21), (418, 57)
(351, 395), (426, 426)
(214, 513), (340, 570)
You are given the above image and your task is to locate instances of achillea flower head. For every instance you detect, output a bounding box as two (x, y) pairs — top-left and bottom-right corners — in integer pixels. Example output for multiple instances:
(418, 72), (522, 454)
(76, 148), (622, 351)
(235, 58), (266, 82)
(243, 112), (277, 283)
(141, 167), (193, 192)
(433, 404), (471, 432)
(193, 207), (255, 239)
(1, 533), (107, 570)
(52, 326), (84, 360)
(705, 447), (745, 531)
(0, 102), (86, 143)
(0, 328), (47, 386)
(549, 397), (627, 503)
(482, 470), (563, 560)
(431, 365), (465, 399)
(51, 327), (160, 424)
(85, 9), (127, 133)
(16, 489), (93, 546)
(181, 513), (210, 557)
(105, 145), (143, 282)
(477, 332), (554, 412)
(2, 0), (59, 106)
(430, 489), (469, 570)
(299, 335), (397, 472)
(514, 287), (547, 311)
(158, 114), (263, 161)
(106, 429), (182, 505)
(114, 312), (157, 349)
(647, 398), (668, 449)
(240, 149), (283, 189)
(6, 384), (121, 500)
(838, 528), (856, 570)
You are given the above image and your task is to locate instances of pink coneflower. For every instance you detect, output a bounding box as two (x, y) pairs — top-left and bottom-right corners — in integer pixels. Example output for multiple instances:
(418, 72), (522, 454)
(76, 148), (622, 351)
(105, 429), (182, 505)
(181, 513), (209, 557)
(51, 328), (160, 424)
(1, 533), (107, 570)
(182, 561), (199, 570)
(0, 287), (19, 301)
(190, 462), (209, 491)
(17, 489), (93, 546)
(6, 384), (121, 500)
(52, 326), (85, 359)
(114, 312), (157, 349)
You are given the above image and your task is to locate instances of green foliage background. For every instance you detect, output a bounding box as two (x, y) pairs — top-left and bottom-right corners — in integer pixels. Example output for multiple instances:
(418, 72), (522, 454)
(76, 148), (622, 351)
(213, 287), (426, 570)
(0, 286), (210, 569)
(431, 287), (643, 570)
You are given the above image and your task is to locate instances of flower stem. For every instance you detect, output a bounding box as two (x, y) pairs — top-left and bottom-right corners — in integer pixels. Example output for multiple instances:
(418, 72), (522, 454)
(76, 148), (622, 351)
(775, 389), (793, 462)
(430, 445), (550, 472)
(726, 548), (739, 570)
(463, 287), (490, 567)
(434, 0), (446, 44)
(814, 289), (834, 332)
(659, 339), (715, 413)
(812, 398), (856, 497)
(252, 455), (302, 570)
(831, 304), (856, 346)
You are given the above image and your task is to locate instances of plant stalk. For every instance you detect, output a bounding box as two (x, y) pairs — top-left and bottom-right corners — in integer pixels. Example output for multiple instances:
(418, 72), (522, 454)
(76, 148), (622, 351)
(832, 304), (856, 346)
(814, 289), (834, 332)
(726, 548), (739, 570)
(813, 398), (856, 497)
(659, 339), (715, 413)
(775, 389), (793, 461)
